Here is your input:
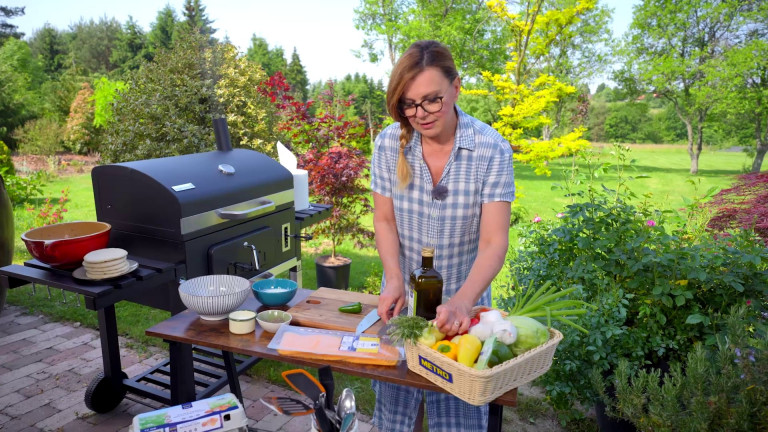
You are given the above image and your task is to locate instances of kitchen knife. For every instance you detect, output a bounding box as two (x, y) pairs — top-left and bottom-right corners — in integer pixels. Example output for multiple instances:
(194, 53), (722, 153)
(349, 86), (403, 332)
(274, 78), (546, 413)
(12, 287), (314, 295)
(355, 309), (381, 335)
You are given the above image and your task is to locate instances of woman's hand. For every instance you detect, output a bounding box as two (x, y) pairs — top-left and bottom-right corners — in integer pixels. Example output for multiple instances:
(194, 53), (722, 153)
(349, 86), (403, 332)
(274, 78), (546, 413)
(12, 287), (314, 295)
(378, 279), (405, 323)
(434, 298), (473, 336)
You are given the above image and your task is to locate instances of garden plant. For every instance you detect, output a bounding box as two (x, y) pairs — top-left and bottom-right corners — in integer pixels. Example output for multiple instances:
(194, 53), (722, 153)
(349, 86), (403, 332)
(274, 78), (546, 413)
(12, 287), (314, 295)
(505, 145), (768, 425)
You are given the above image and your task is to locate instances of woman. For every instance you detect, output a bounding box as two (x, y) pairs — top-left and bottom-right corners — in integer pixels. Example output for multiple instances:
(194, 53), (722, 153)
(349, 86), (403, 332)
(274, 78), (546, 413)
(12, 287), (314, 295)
(370, 40), (515, 431)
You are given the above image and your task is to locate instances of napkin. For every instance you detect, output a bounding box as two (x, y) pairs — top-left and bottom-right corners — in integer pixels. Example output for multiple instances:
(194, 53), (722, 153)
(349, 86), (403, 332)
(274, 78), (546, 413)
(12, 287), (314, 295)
(276, 141), (310, 211)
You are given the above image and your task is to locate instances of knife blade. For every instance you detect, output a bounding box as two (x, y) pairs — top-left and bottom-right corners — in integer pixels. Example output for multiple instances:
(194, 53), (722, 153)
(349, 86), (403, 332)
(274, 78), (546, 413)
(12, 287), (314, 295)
(355, 309), (380, 335)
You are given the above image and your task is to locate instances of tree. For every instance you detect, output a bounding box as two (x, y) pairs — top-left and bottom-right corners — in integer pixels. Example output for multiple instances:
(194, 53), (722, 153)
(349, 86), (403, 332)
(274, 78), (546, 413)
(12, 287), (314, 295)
(537, 0), (613, 140)
(102, 32), (277, 162)
(621, 0), (753, 174)
(0, 38), (44, 149)
(179, 0), (216, 41)
(28, 24), (68, 77)
(245, 35), (287, 76)
(110, 16), (150, 75)
(716, 4), (768, 172)
(0, 5), (24, 43)
(68, 16), (123, 75)
(148, 5), (177, 56)
(353, 0), (510, 81)
(64, 82), (95, 154)
(468, 0), (594, 175)
(285, 48), (309, 102)
(353, 0), (408, 67)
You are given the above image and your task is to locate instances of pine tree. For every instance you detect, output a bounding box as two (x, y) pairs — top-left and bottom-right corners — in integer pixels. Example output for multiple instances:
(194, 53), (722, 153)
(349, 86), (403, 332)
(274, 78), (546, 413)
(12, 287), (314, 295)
(110, 16), (150, 75)
(180, 0), (216, 41)
(28, 24), (68, 77)
(285, 48), (309, 102)
(148, 5), (177, 56)
(0, 5), (25, 43)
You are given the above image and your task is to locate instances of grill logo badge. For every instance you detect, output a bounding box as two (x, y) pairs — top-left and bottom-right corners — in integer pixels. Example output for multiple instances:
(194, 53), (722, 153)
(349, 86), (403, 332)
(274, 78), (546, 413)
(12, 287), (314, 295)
(418, 355), (453, 383)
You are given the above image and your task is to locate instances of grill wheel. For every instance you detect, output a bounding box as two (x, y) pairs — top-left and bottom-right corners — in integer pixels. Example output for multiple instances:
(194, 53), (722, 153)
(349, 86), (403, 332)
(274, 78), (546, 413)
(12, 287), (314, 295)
(84, 371), (129, 413)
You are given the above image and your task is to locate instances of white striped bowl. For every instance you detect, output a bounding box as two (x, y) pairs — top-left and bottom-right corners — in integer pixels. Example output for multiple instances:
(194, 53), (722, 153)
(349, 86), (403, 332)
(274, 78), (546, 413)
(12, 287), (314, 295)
(178, 275), (251, 320)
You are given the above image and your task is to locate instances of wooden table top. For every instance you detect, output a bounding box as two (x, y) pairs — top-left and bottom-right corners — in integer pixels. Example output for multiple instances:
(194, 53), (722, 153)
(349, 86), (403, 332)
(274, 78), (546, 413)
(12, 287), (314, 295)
(146, 288), (517, 407)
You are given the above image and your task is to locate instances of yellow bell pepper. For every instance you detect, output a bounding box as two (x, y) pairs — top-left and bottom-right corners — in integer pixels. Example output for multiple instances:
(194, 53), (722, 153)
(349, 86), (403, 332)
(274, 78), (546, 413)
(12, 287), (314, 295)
(432, 340), (458, 361)
(456, 334), (482, 367)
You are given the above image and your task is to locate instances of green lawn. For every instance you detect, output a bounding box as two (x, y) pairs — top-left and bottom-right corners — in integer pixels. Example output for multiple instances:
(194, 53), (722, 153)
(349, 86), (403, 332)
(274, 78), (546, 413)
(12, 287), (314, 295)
(4, 144), (757, 419)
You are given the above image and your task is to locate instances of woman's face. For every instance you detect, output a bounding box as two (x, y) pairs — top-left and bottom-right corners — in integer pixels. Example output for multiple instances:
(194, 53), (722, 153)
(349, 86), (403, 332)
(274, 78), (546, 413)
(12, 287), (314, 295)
(400, 67), (460, 141)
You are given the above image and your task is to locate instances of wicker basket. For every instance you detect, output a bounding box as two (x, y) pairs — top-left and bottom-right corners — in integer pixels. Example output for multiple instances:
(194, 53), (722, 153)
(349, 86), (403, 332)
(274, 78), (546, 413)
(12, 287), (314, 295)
(404, 309), (563, 406)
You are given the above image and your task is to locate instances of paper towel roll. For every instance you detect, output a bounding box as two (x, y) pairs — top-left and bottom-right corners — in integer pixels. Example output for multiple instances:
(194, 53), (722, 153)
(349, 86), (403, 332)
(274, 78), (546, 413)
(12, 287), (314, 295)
(293, 169), (310, 211)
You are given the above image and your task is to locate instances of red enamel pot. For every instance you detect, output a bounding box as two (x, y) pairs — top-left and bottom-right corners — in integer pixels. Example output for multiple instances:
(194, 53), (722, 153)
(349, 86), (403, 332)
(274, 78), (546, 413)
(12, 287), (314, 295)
(21, 221), (112, 269)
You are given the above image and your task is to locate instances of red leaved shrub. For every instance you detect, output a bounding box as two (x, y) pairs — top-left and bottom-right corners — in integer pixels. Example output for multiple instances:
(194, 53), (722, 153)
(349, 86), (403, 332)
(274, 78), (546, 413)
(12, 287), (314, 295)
(706, 172), (768, 244)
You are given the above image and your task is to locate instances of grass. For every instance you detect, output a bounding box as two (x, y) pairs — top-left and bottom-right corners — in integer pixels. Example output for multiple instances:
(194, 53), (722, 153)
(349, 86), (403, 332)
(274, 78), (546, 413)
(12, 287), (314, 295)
(4, 144), (758, 421)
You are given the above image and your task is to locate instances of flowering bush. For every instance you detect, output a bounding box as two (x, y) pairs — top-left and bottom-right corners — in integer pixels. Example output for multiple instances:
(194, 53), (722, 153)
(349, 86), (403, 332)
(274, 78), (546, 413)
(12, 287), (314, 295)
(26, 187), (69, 228)
(506, 147), (768, 422)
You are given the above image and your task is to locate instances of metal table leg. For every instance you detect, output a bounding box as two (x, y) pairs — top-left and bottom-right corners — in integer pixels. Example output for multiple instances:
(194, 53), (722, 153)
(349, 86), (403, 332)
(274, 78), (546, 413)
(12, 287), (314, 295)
(222, 351), (244, 404)
(169, 340), (197, 404)
(488, 403), (503, 432)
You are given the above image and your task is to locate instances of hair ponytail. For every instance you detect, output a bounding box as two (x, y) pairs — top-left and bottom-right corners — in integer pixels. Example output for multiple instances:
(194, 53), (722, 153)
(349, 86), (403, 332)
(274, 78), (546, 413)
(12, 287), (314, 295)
(396, 126), (413, 189)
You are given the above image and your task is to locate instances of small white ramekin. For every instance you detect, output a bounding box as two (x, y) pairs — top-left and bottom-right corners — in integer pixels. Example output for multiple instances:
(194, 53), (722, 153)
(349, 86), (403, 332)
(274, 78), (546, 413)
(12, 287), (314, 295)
(228, 310), (256, 334)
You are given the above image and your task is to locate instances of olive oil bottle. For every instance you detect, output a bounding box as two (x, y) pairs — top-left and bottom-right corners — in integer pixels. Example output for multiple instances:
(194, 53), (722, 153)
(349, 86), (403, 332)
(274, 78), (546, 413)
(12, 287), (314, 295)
(408, 247), (443, 320)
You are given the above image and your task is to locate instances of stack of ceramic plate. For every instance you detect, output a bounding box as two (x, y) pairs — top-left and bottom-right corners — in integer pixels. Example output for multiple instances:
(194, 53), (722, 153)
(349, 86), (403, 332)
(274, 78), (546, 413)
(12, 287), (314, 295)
(82, 248), (132, 279)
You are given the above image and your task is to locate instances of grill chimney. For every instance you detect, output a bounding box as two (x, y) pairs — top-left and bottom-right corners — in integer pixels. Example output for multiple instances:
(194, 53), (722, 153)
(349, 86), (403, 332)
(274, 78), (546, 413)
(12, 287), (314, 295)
(213, 118), (232, 152)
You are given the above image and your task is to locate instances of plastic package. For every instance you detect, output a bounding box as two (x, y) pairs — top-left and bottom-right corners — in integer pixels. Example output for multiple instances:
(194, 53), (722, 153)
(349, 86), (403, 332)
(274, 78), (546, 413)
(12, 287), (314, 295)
(268, 325), (404, 366)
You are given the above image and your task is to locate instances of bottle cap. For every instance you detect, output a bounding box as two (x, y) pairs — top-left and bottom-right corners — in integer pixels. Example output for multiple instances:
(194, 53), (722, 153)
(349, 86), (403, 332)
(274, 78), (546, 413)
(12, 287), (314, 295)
(421, 247), (435, 257)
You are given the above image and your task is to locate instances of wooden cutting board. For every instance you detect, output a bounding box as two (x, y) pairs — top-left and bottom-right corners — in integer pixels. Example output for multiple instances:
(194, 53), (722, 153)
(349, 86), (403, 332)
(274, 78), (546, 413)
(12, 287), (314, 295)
(286, 288), (384, 334)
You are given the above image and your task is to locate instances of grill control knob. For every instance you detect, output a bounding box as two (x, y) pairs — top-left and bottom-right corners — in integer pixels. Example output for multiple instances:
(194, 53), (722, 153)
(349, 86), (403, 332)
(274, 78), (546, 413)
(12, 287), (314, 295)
(218, 164), (236, 175)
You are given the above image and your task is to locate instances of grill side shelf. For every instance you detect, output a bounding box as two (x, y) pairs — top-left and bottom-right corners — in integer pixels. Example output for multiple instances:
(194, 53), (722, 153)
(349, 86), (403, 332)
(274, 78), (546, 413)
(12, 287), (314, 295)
(0, 258), (183, 310)
(295, 203), (331, 231)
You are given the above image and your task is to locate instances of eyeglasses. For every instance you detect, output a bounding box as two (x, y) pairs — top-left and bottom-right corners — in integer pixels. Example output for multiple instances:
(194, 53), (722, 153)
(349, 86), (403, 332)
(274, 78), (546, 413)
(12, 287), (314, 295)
(398, 96), (444, 117)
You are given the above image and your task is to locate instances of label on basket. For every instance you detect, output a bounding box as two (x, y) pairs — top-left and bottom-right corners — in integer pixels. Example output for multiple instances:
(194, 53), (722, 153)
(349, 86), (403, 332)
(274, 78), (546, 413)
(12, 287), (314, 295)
(418, 354), (453, 383)
(339, 335), (381, 353)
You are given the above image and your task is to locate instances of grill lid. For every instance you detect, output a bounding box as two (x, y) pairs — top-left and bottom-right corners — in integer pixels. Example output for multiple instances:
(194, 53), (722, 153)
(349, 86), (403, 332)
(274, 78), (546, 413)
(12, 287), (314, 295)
(92, 148), (294, 241)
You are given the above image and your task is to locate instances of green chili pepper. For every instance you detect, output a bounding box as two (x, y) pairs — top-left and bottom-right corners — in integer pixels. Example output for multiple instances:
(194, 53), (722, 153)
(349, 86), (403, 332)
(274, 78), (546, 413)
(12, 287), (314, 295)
(338, 302), (363, 314)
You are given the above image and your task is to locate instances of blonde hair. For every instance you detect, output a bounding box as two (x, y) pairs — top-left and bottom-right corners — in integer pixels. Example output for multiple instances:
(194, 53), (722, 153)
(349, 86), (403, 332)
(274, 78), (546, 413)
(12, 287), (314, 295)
(387, 40), (459, 189)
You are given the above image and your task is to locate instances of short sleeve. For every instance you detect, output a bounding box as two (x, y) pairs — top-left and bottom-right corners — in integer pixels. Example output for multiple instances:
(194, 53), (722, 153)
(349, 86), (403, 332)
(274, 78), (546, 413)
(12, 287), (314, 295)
(370, 127), (397, 198)
(481, 143), (515, 204)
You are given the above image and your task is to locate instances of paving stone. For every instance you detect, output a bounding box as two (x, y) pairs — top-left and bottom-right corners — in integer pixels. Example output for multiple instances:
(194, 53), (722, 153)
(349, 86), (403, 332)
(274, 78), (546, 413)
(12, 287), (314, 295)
(0, 413), (10, 426)
(0, 362), (49, 385)
(0, 392), (25, 410)
(0, 339), (33, 356)
(0, 376), (37, 399)
(44, 344), (94, 364)
(4, 348), (59, 370)
(27, 324), (72, 342)
(17, 371), (86, 396)
(79, 347), (104, 362)
(0, 309), (23, 325)
(39, 357), (85, 376)
(281, 415), (315, 432)
(253, 410), (291, 432)
(16, 337), (68, 356)
(5, 387), (69, 416)
(0, 352), (21, 365)
(12, 314), (43, 325)
(50, 388), (85, 410)
(34, 399), (89, 431)
(0, 404), (57, 432)
(55, 333), (98, 351)
(0, 329), (42, 348)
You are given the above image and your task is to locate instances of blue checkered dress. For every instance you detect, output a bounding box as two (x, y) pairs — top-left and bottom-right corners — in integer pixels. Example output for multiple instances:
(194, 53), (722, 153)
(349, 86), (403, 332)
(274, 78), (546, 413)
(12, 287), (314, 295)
(370, 107), (515, 431)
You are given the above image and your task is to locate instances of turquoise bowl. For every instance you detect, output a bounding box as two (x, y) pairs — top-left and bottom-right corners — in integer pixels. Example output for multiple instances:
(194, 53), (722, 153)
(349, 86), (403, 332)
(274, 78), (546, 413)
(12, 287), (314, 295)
(251, 278), (298, 307)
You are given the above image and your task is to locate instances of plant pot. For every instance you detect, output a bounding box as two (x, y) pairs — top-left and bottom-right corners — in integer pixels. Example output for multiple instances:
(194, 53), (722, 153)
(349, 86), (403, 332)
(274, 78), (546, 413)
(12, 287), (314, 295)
(315, 254), (351, 290)
(595, 399), (637, 432)
(0, 173), (13, 312)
